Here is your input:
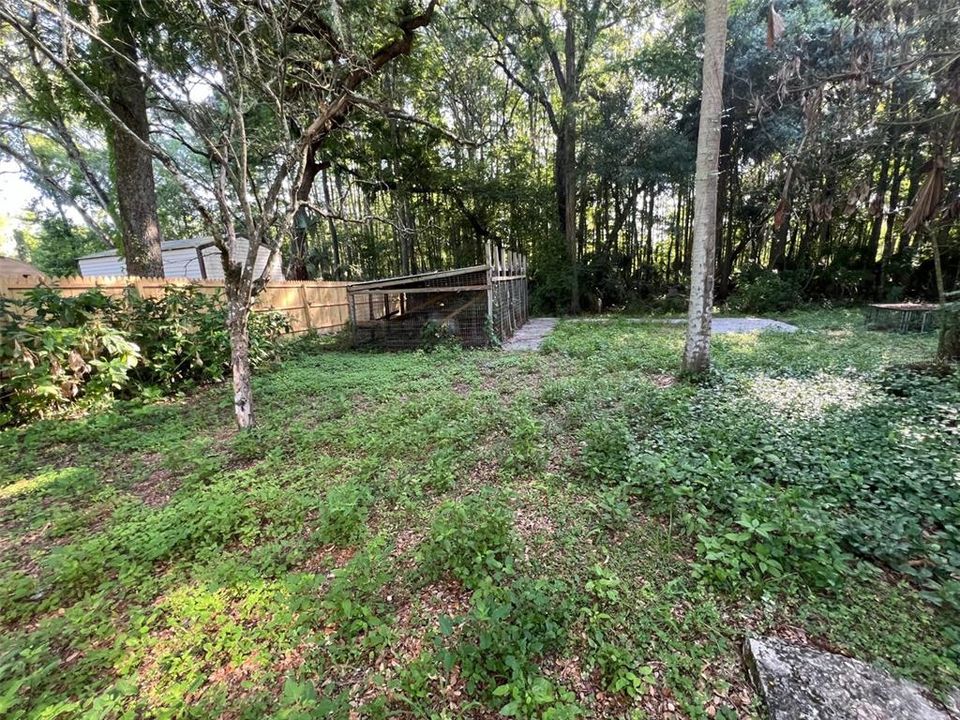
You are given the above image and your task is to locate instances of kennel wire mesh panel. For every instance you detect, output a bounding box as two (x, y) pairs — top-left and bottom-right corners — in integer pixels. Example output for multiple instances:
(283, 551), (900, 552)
(348, 266), (491, 349)
(347, 245), (527, 349)
(489, 245), (528, 342)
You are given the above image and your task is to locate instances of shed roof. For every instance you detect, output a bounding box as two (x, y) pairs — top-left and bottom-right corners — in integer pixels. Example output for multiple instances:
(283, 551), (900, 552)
(347, 265), (488, 292)
(78, 237), (216, 261)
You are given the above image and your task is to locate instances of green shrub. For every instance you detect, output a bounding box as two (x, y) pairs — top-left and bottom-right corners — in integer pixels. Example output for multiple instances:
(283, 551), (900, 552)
(0, 285), (289, 425)
(503, 402), (546, 475)
(579, 417), (638, 485)
(316, 481), (372, 546)
(321, 539), (392, 646)
(586, 485), (633, 532)
(728, 267), (800, 314)
(420, 495), (516, 587)
(122, 285), (289, 390)
(420, 319), (461, 350)
(593, 642), (654, 698)
(939, 306), (960, 361)
(441, 577), (578, 718)
(693, 488), (847, 592)
(0, 290), (140, 424)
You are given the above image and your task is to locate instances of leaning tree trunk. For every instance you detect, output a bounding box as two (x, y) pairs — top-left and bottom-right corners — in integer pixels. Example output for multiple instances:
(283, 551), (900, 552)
(288, 149), (322, 281)
(225, 285), (255, 429)
(682, 0), (728, 374)
(105, 20), (163, 278)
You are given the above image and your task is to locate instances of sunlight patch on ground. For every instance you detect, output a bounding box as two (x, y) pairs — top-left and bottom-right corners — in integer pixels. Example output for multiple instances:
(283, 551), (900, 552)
(0, 467), (74, 500)
(744, 373), (875, 420)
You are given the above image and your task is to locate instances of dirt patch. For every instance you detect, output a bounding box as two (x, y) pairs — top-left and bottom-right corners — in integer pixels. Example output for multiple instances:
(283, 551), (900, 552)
(467, 456), (500, 486)
(129, 464), (181, 508)
(348, 579), (474, 714)
(391, 528), (424, 559)
(514, 505), (556, 540)
(546, 432), (581, 475)
(548, 655), (597, 703)
(451, 381), (473, 397)
(650, 373), (678, 389)
(299, 544), (357, 576)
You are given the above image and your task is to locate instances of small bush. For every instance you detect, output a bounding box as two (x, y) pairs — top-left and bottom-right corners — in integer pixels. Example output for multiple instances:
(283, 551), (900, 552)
(123, 285), (289, 390)
(587, 485), (633, 532)
(727, 267), (800, 314)
(579, 418), (638, 485)
(443, 577), (578, 717)
(321, 539), (392, 645)
(316, 481), (372, 546)
(503, 402), (545, 475)
(420, 495), (516, 587)
(420, 319), (461, 350)
(593, 643), (654, 698)
(939, 306), (960, 361)
(693, 488), (847, 592)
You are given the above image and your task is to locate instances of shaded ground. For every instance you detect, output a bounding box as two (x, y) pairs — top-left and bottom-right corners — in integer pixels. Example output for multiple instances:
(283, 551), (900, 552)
(0, 309), (957, 719)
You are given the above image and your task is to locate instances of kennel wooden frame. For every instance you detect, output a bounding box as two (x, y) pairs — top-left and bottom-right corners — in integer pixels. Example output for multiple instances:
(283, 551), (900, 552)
(347, 244), (528, 349)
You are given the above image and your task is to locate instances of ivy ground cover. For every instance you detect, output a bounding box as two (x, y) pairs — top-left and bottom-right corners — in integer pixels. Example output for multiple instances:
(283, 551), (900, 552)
(1, 310), (957, 719)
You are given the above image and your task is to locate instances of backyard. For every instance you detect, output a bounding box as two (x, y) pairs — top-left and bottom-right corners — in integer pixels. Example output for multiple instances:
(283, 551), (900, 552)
(1, 310), (958, 719)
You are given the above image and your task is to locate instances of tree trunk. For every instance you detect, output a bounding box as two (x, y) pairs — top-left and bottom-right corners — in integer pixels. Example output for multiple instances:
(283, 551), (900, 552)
(288, 149), (322, 280)
(322, 168), (342, 279)
(226, 289), (255, 430)
(683, 0), (728, 374)
(645, 188), (655, 283)
(713, 115), (733, 298)
(877, 152), (903, 298)
(865, 155), (890, 271)
(105, 19), (163, 278)
(398, 194), (417, 275)
(563, 10), (579, 313)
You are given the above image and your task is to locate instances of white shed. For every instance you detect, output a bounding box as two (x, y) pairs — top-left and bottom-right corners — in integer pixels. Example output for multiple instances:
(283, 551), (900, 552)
(77, 237), (284, 280)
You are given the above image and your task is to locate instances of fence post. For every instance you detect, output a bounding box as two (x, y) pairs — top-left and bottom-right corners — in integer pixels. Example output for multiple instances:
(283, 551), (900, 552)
(299, 283), (313, 331)
(348, 289), (357, 344)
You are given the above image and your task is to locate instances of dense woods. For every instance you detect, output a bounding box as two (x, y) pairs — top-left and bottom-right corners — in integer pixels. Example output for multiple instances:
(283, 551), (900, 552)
(3, 0), (958, 313)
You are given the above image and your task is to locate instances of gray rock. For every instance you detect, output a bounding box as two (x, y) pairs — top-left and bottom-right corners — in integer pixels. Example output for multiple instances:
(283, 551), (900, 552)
(744, 636), (955, 720)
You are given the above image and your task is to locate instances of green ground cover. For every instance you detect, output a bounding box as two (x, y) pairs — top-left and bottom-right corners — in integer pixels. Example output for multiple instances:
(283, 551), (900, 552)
(1, 309), (957, 719)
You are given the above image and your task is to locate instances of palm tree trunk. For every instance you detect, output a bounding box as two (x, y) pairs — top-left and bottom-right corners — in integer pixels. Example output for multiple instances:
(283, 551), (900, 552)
(683, 0), (728, 373)
(562, 12), (579, 313)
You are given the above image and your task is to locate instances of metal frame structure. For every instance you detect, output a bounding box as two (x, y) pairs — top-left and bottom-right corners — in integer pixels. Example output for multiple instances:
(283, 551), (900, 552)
(347, 243), (528, 349)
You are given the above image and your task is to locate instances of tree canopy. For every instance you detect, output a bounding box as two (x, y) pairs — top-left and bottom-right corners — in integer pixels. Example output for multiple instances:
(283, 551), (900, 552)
(1, 0), (957, 309)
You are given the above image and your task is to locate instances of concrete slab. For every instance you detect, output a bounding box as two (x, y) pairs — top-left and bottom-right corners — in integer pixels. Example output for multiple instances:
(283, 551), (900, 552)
(665, 317), (798, 334)
(574, 316), (798, 333)
(501, 317), (558, 352)
(745, 636), (953, 720)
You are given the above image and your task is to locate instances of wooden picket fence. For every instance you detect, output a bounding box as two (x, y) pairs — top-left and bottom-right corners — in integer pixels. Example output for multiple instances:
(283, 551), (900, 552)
(0, 275), (351, 335)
